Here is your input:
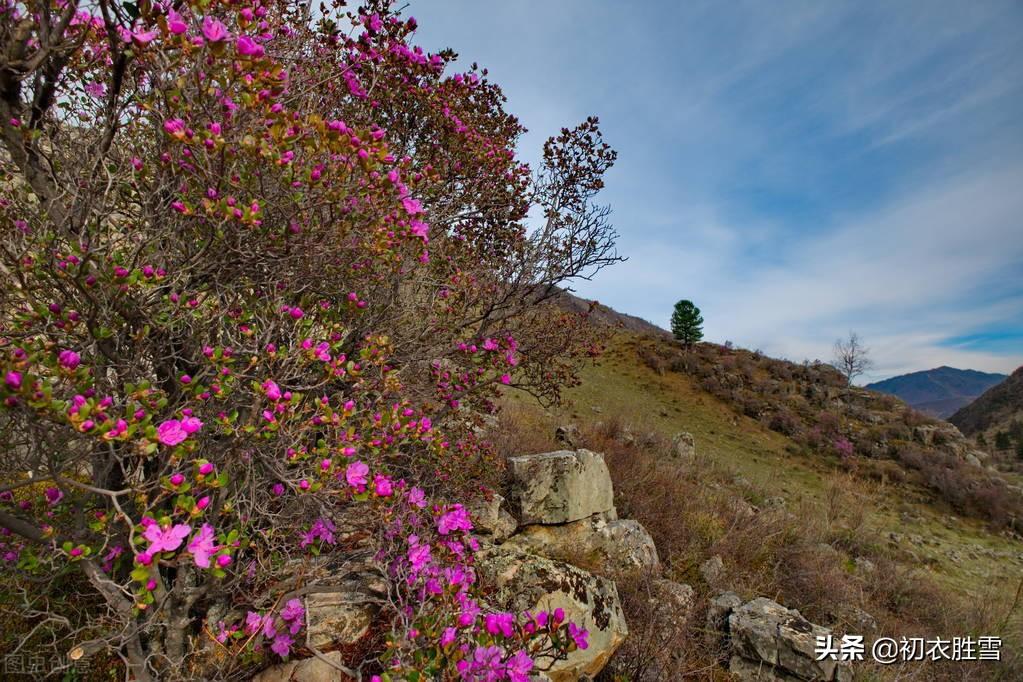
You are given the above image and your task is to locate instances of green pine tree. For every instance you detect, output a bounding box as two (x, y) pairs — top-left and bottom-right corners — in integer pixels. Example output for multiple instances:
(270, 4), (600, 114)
(671, 299), (704, 347)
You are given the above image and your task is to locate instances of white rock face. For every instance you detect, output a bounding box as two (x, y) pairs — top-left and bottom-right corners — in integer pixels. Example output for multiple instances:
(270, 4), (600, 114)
(476, 545), (628, 682)
(503, 514), (659, 575)
(508, 449), (615, 525)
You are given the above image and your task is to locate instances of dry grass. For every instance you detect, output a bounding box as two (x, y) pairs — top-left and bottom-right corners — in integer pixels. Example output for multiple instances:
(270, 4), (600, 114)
(491, 402), (1023, 681)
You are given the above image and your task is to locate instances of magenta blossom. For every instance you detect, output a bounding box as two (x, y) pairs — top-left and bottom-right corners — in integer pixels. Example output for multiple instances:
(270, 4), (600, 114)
(58, 349), (81, 370)
(181, 416), (203, 434)
(506, 650), (534, 682)
(202, 17), (230, 42)
(156, 419), (188, 446)
(236, 35), (265, 57)
(143, 523), (191, 555)
(345, 460), (369, 488)
(437, 504), (473, 535)
(187, 523), (218, 568)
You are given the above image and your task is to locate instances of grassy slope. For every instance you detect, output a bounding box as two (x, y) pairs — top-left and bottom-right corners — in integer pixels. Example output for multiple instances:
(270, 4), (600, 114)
(525, 332), (1022, 601)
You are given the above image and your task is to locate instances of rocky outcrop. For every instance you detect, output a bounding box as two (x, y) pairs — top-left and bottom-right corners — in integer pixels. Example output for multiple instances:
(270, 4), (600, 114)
(508, 449), (615, 524)
(504, 449), (658, 576)
(712, 595), (852, 682)
(503, 514), (659, 574)
(476, 545), (628, 682)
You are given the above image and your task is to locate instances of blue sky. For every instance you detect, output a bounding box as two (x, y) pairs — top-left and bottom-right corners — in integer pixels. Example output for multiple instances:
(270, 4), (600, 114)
(411, 1), (1023, 381)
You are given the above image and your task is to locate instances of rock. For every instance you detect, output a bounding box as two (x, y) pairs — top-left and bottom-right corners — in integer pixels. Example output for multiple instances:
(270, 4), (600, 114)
(476, 545), (628, 682)
(727, 598), (852, 682)
(555, 424), (580, 448)
(304, 559), (388, 652)
(670, 431), (696, 460)
(504, 515), (659, 575)
(707, 591), (743, 635)
(467, 492), (518, 542)
(965, 452), (982, 467)
(508, 450), (615, 525)
(251, 652), (350, 682)
(305, 590), (380, 651)
(646, 579), (695, 638)
(853, 557), (875, 574)
(700, 555), (725, 586)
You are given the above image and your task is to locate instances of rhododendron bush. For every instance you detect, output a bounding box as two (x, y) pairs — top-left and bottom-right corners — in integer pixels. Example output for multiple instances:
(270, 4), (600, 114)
(0, 0), (619, 679)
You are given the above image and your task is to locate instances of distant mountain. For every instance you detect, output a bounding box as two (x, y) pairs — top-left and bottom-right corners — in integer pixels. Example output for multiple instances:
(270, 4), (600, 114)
(866, 366), (1007, 418)
(949, 366), (1023, 437)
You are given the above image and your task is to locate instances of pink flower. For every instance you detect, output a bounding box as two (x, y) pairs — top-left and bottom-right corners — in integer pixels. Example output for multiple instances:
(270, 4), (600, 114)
(345, 460), (369, 488)
(167, 10), (188, 35)
(4, 371), (22, 390)
(270, 633), (292, 657)
(202, 17), (229, 42)
(506, 650), (534, 682)
(187, 523), (218, 567)
(440, 626), (457, 647)
(157, 419), (188, 446)
(402, 197), (424, 215)
(44, 487), (63, 505)
(568, 622), (589, 650)
(236, 35), (264, 57)
(437, 505), (473, 535)
(58, 350), (81, 369)
(163, 118), (185, 137)
(263, 380), (282, 401)
(484, 612), (515, 637)
(407, 487), (427, 508)
(216, 554), (232, 567)
(408, 542), (431, 575)
(373, 474), (393, 497)
(144, 523), (191, 554)
(280, 598), (304, 623)
(181, 416), (203, 434)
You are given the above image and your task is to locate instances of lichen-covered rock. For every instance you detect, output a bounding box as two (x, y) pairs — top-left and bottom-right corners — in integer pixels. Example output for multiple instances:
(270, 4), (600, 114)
(700, 555), (725, 586)
(476, 545), (628, 682)
(251, 651), (350, 682)
(671, 431), (696, 460)
(508, 450), (615, 525)
(647, 578), (695, 636)
(467, 492), (518, 542)
(706, 590), (743, 636)
(728, 598), (852, 681)
(503, 515), (658, 575)
(304, 563), (387, 651)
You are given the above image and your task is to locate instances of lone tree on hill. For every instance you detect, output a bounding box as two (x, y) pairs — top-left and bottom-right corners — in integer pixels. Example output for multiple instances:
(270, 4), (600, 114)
(833, 331), (873, 386)
(671, 299), (704, 347)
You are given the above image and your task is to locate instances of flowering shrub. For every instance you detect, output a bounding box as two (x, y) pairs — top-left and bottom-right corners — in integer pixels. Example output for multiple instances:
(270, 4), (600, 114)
(0, 1), (616, 678)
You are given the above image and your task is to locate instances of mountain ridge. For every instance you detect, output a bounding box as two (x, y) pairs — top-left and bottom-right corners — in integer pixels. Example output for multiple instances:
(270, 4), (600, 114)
(865, 366), (1007, 418)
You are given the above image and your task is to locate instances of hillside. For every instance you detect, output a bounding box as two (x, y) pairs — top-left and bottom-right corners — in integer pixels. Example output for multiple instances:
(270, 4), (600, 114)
(866, 366), (1007, 418)
(497, 314), (1023, 680)
(950, 367), (1023, 459)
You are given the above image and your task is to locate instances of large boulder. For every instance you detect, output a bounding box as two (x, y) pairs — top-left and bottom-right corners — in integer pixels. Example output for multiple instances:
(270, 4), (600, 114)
(726, 598), (852, 682)
(476, 545), (628, 682)
(508, 450), (615, 525)
(503, 514), (659, 575)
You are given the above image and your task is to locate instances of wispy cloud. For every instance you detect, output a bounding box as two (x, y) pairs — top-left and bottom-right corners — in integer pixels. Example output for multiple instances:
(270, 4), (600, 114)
(412, 0), (1023, 380)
